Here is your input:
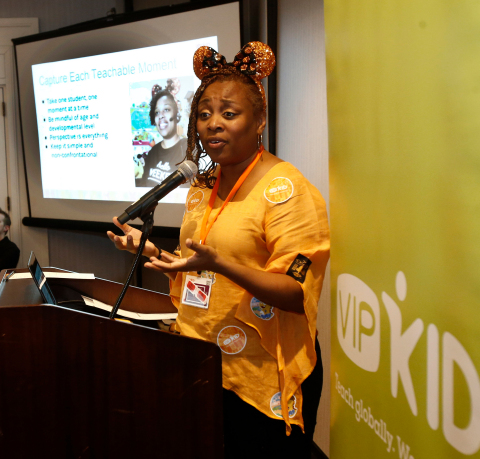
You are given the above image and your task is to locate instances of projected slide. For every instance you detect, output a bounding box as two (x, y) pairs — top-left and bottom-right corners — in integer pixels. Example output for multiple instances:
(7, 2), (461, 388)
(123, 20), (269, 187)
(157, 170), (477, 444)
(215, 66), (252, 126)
(32, 36), (217, 203)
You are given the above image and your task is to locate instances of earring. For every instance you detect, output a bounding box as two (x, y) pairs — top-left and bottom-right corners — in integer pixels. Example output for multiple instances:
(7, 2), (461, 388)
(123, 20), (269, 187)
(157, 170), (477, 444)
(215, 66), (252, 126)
(257, 134), (263, 149)
(198, 139), (205, 153)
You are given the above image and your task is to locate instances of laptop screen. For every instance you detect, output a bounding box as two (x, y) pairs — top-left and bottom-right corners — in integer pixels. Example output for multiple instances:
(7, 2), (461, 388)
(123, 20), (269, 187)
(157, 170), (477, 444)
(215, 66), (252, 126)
(28, 251), (57, 305)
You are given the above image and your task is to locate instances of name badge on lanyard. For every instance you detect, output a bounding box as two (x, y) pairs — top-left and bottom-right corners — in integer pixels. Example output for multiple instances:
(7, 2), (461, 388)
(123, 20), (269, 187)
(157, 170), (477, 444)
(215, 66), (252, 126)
(182, 274), (213, 309)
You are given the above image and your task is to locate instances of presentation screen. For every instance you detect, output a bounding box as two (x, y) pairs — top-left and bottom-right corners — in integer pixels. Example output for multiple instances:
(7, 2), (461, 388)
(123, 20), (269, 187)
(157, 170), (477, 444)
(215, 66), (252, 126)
(15, 1), (241, 229)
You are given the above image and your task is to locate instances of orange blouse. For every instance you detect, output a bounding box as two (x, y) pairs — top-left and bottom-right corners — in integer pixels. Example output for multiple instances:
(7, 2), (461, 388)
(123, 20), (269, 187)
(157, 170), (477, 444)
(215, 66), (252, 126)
(170, 161), (330, 433)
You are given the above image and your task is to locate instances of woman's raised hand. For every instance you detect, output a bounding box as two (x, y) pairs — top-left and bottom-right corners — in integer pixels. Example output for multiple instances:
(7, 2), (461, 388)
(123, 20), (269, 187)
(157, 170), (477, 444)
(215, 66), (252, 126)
(107, 217), (159, 258)
(145, 238), (218, 274)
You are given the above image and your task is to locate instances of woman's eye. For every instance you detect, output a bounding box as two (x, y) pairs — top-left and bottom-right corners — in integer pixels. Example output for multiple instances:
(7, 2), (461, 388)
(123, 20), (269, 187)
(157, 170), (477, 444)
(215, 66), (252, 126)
(199, 112), (210, 119)
(224, 112), (236, 118)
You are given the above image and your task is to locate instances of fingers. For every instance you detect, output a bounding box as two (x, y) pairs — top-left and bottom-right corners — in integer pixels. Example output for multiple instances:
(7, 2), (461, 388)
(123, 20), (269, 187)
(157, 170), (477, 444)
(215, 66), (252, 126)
(107, 231), (124, 246)
(107, 230), (124, 248)
(107, 227), (136, 253)
(148, 254), (189, 272)
(186, 238), (199, 250)
(159, 251), (177, 263)
(125, 234), (137, 251)
(186, 238), (207, 254)
(112, 216), (131, 235)
(144, 261), (165, 272)
(145, 259), (174, 273)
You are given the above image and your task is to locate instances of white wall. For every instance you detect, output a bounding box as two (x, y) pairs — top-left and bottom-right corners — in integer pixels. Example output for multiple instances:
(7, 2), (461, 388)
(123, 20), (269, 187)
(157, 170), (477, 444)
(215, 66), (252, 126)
(277, 0), (330, 454)
(0, 19), (46, 268)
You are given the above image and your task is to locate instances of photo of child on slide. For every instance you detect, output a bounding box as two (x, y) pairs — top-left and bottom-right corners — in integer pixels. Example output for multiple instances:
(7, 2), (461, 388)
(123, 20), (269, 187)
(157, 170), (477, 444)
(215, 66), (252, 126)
(131, 76), (194, 188)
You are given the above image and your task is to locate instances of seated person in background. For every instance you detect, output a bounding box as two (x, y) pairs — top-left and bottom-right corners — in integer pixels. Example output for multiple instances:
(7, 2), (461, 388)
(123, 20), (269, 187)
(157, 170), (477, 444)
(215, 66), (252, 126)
(0, 209), (20, 271)
(135, 79), (188, 187)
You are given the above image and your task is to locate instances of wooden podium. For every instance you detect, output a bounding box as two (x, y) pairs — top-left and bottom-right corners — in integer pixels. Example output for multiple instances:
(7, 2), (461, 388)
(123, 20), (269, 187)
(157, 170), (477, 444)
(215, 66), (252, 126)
(0, 269), (224, 459)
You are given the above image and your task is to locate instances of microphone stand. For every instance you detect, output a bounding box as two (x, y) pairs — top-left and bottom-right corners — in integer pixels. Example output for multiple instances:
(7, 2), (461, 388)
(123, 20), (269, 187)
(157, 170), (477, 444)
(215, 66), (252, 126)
(109, 205), (156, 320)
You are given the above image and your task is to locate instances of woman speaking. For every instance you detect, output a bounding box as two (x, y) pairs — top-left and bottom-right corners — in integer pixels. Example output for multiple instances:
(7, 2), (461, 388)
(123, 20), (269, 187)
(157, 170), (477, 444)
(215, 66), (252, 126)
(108, 42), (330, 458)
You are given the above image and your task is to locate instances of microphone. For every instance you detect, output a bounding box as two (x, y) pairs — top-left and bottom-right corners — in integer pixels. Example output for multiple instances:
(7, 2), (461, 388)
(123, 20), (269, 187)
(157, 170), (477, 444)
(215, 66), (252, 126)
(118, 160), (198, 224)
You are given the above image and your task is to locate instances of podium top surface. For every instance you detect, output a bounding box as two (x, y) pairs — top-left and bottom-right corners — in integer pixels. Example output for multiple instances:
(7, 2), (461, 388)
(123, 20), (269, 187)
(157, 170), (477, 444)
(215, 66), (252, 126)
(0, 267), (176, 314)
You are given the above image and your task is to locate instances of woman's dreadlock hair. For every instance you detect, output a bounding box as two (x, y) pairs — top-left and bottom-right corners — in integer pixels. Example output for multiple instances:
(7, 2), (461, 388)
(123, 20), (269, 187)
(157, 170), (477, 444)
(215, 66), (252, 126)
(183, 67), (265, 189)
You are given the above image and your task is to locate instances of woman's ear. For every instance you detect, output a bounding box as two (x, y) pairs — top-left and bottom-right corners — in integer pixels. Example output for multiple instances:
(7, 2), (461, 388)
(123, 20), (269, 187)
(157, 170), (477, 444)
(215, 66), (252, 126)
(256, 113), (266, 134)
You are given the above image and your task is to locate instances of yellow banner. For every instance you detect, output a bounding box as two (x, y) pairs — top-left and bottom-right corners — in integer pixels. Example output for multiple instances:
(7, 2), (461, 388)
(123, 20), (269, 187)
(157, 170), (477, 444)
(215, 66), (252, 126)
(326, 2), (480, 457)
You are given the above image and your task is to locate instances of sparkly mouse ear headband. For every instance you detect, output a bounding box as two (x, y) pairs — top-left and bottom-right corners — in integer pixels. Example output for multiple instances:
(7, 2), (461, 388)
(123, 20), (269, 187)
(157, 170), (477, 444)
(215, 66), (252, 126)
(193, 42), (276, 111)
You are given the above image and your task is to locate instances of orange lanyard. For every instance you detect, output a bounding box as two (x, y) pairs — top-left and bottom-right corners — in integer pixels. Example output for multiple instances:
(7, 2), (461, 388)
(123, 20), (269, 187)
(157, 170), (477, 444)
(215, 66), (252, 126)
(199, 146), (264, 244)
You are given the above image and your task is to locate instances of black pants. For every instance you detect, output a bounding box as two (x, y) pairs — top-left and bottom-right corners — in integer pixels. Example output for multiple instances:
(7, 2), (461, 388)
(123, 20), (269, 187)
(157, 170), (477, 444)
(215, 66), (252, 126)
(222, 339), (323, 459)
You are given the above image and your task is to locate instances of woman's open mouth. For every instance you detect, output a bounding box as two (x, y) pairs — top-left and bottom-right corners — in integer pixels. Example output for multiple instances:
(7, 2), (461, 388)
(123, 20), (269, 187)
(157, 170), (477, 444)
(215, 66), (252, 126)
(207, 138), (226, 149)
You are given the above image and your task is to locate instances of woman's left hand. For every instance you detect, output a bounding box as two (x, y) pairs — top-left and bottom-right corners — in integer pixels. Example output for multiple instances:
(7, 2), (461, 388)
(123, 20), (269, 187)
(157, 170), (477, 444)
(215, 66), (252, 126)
(146, 237), (305, 313)
(144, 238), (219, 273)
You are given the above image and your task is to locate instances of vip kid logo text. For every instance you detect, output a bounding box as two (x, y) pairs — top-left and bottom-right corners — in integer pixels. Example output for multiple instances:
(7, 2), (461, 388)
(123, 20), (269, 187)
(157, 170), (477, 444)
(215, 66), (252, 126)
(337, 272), (480, 456)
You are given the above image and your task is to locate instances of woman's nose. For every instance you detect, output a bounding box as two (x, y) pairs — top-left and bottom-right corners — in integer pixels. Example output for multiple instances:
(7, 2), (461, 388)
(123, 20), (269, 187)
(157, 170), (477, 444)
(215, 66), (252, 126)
(207, 114), (223, 131)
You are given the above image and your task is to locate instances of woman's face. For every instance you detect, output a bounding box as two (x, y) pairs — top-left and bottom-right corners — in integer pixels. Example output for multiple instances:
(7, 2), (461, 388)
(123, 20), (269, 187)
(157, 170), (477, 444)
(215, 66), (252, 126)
(154, 95), (177, 139)
(196, 80), (265, 167)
